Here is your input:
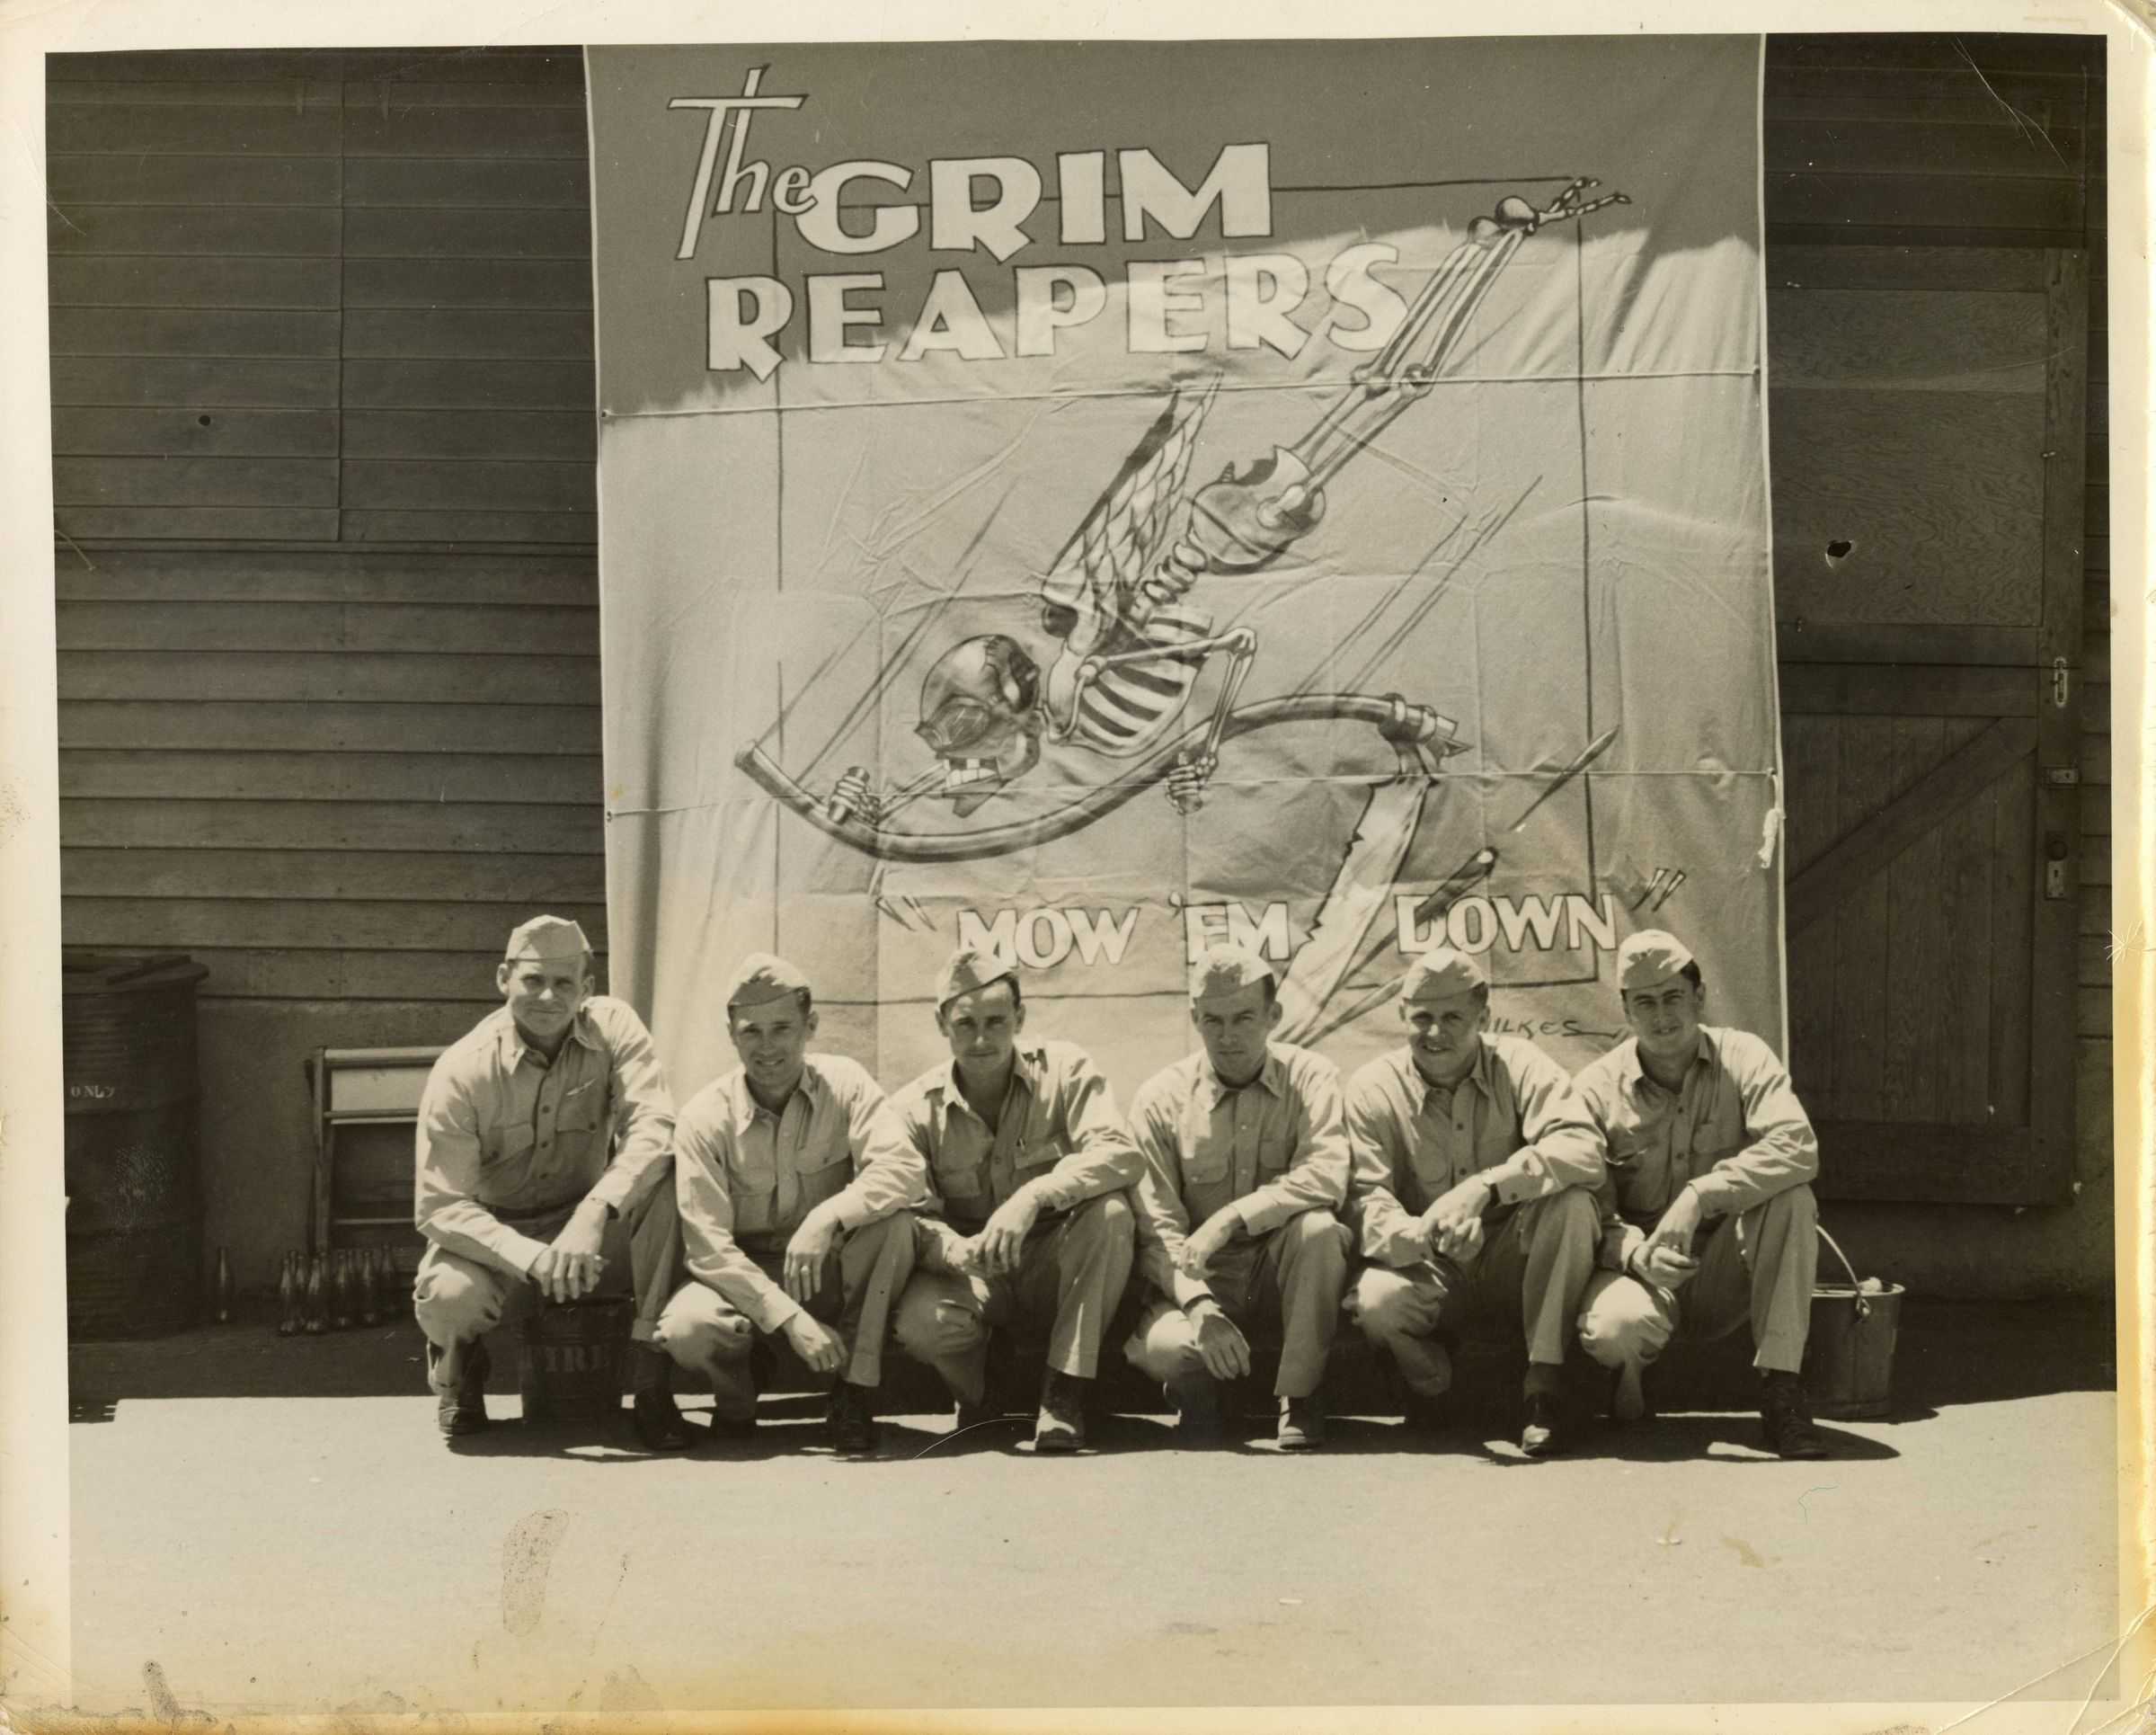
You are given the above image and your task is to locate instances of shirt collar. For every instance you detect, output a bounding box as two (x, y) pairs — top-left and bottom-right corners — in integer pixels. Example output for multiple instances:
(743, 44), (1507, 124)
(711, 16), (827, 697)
(1401, 1036), (1493, 1100)
(731, 1057), (824, 1124)
(1203, 1045), (1285, 1108)
(498, 1002), (600, 1069)
(1620, 1027), (1722, 1096)
(936, 1042), (1040, 1118)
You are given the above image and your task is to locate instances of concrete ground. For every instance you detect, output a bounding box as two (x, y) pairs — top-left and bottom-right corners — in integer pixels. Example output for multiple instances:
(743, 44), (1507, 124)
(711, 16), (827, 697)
(58, 1299), (2121, 1721)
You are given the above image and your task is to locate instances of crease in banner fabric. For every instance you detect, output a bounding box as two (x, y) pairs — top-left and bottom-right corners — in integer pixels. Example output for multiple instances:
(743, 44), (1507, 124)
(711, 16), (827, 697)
(587, 37), (1780, 1099)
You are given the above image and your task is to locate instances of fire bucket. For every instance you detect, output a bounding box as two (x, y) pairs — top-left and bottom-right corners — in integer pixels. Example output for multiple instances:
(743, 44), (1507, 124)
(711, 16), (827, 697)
(1807, 1226), (1903, 1420)
(519, 1295), (635, 1424)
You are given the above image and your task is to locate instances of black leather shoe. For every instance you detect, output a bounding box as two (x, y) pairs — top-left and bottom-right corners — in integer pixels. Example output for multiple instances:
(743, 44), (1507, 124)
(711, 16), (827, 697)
(1521, 1389), (1573, 1457)
(1760, 1374), (1829, 1460)
(632, 1387), (691, 1451)
(433, 1340), (490, 1440)
(1034, 1371), (1087, 1452)
(827, 1382), (880, 1456)
(628, 1348), (690, 1452)
(1167, 1375), (1225, 1445)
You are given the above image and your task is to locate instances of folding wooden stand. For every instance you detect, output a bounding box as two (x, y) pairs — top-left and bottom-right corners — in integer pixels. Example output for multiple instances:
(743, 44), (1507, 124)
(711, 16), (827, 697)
(308, 1045), (444, 1268)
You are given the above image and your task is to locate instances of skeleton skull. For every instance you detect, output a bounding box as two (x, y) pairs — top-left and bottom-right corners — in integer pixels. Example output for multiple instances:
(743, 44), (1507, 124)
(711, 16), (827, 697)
(915, 634), (1044, 815)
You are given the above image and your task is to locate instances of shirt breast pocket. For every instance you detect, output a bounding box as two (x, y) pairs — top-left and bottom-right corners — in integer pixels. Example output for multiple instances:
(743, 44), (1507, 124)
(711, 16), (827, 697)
(551, 1084), (610, 1165)
(480, 1123), (537, 1191)
(1408, 1141), (1451, 1193)
(1688, 1129), (1738, 1170)
(796, 1142), (853, 1206)
(1182, 1138), (1231, 1187)
(1013, 1102), (1062, 1174)
(931, 1146), (985, 1201)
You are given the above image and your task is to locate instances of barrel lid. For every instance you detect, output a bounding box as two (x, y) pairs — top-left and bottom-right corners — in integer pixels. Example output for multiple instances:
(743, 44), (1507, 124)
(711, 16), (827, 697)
(62, 949), (209, 993)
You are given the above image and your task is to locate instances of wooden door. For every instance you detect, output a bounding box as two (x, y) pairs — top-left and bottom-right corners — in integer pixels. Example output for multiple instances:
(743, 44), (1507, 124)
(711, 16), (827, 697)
(1770, 245), (2086, 1204)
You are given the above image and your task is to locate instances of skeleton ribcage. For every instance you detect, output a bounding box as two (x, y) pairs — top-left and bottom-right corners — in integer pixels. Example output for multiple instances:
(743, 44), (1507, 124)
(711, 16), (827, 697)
(1070, 602), (1214, 758)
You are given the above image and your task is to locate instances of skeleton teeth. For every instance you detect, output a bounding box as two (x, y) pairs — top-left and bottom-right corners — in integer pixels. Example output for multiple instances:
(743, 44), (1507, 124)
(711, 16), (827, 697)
(944, 759), (997, 790)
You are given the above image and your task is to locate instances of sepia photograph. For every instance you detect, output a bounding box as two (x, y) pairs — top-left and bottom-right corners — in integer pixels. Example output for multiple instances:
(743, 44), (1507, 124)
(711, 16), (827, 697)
(0, 1), (2145, 1729)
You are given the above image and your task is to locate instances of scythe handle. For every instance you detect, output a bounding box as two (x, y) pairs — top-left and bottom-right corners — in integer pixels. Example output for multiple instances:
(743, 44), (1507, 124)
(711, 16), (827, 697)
(736, 692), (1463, 865)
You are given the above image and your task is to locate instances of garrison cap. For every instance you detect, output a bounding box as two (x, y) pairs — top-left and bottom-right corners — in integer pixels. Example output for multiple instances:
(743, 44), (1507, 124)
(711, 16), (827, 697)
(1190, 942), (1274, 1003)
(1398, 947), (1488, 1003)
(934, 943), (1017, 1010)
(1617, 930), (1695, 992)
(725, 952), (811, 1012)
(504, 914), (592, 962)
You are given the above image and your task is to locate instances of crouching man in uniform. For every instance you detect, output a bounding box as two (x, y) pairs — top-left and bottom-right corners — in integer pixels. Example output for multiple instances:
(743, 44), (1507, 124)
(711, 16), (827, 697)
(883, 946), (1140, 1453)
(1344, 948), (1606, 1455)
(1124, 944), (1352, 1450)
(413, 915), (686, 1447)
(652, 955), (920, 1455)
(1572, 930), (1828, 1460)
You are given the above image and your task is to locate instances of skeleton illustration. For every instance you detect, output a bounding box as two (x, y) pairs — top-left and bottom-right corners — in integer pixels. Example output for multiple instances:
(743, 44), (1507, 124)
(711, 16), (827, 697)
(739, 177), (1629, 859)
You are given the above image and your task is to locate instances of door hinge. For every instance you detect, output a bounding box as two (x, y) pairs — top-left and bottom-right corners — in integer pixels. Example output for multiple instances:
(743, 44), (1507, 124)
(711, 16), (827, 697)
(2052, 657), (2071, 708)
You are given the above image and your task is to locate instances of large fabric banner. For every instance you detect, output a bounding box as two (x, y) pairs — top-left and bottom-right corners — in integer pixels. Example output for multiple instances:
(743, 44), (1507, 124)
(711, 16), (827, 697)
(589, 38), (1779, 1099)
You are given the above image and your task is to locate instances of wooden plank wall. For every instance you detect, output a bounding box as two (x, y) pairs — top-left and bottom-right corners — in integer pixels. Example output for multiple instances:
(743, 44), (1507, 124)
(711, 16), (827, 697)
(49, 49), (606, 1015)
(1761, 31), (2112, 1291)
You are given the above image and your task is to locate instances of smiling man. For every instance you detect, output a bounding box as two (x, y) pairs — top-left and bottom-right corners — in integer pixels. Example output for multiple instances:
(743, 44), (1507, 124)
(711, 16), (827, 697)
(1571, 930), (1828, 1460)
(881, 945), (1140, 1452)
(651, 956), (922, 1455)
(1122, 944), (1351, 1450)
(1344, 948), (1605, 1455)
(413, 915), (684, 1447)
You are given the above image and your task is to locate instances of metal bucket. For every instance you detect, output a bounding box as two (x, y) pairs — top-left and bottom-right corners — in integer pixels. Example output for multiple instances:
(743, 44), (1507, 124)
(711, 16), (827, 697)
(62, 951), (210, 1340)
(1808, 1226), (1903, 1419)
(519, 1296), (635, 1424)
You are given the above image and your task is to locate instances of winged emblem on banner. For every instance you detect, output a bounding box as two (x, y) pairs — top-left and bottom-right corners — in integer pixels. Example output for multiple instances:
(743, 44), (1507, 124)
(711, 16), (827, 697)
(736, 178), (1630, 866)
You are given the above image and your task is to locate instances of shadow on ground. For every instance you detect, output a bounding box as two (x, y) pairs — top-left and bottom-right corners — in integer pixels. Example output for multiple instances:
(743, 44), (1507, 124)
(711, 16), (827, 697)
(69, 1293), (2112, 1462)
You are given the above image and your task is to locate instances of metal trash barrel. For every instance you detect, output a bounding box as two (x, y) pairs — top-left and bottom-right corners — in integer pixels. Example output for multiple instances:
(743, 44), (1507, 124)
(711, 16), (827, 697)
(1808, 1225), (1904, 1419)
(62, 951), (211, 1339)
(519, 1296), (635, 1423)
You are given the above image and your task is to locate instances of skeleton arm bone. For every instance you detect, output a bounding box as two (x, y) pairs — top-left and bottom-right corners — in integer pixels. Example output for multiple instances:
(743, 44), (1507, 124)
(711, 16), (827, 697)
(1134, 180), (1631, 616)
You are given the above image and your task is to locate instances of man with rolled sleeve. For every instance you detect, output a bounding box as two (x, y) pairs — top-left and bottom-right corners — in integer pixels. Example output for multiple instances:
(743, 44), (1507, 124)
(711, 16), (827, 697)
(884, 945), (1140, 1453)
(1344, 948), (1605, 1455)
(1123, 944), (1352, 1451)
(413, 915), (686, 1448)
(1572, 930), (1828, 1460)
(652, 955), (920, 1455)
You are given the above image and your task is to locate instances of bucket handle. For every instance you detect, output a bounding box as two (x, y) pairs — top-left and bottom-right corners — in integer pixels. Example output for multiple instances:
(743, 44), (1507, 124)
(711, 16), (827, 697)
(1816, 1223), (1870, 1321)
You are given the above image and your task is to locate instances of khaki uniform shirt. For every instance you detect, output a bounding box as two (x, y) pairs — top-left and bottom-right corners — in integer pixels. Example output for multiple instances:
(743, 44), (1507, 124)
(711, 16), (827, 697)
(414, 996), (675, 1275)
(1573, 1026), (1820, 1271)
(1345, 1035), (1604, 1268)
(674, 1054), (917, 1333)
(863, 1038), (1140, 1232)
(1128, 1041), (1350, 1309)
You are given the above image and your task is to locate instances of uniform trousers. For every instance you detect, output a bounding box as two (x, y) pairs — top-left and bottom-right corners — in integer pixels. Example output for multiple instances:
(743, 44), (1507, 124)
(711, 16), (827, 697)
(1347, 1187), (1600, 1398)
(892, 1192), (1133, 1402)
(1125, 1209), (1351, 1400)
(412, 1170), (681, 1395)
(1575, 1182), (1817, 1378)
(651, 1212), (917, 1421)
